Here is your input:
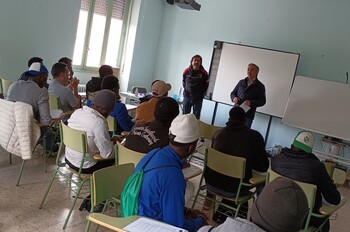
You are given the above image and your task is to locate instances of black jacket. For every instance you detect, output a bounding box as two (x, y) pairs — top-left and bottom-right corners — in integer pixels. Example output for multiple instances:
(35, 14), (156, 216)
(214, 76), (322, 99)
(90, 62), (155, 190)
(271, 148), (340, 212)
(230, 78), (266, 120)
(182, 66), (209, 100)
(204, 121), (269, 193)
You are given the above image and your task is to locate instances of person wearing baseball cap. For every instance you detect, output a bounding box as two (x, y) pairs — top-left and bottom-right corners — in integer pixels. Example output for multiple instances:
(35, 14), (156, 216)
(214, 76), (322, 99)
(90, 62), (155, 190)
(131, 114), (207, 232)
(198, 177), (309, 232)
(7, 62), (57, 153)
(135, 80), (172, 124)
(271, 130), (340, 231)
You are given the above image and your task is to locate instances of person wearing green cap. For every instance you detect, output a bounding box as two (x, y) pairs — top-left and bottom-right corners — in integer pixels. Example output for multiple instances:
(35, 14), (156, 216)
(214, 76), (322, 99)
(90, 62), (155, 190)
(271, 130), (340, 231)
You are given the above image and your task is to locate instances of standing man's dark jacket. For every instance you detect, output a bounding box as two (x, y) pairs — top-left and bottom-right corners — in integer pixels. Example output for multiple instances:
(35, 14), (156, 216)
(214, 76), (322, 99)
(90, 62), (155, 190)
(204, 119), (269, 193)
(271, 149), (340, 212)
(183, 66), (208, 100)
(230, 78), (266, 120)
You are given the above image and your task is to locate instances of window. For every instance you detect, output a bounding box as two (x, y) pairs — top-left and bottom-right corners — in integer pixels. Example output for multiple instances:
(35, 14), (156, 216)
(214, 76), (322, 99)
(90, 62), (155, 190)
(73, 0), (130, 69)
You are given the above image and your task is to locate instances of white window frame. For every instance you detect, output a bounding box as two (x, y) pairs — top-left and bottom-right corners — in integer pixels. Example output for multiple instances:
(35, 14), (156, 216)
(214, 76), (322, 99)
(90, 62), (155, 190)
(73, 0), (132, 71)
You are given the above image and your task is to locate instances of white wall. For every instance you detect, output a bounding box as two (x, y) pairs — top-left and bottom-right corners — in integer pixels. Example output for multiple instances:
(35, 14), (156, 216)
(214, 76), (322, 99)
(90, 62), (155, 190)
(0, 0), (80, 80)
(149, 0), (350, 152)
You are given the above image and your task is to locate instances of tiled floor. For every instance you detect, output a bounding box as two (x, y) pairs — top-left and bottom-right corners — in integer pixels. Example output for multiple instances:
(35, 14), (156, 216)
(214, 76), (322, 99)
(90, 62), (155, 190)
(0, 146), (349, 231)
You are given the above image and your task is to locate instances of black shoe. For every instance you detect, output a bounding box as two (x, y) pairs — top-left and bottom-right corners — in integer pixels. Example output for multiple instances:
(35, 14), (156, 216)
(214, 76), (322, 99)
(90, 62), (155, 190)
(79, 195), (91, 212)
(51, 143), (59, 153)
(212, 211), (227, 224)
(93, 203), (104, 213)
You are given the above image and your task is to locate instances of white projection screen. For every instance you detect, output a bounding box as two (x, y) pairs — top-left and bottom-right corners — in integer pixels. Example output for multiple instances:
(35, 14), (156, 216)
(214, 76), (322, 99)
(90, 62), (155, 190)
(282, 76), (350, 141)
(208, 42), (299, 118)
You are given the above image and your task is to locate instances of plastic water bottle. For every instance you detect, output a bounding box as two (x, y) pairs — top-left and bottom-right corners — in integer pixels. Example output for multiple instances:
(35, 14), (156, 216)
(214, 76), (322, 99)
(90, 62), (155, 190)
(172, 92), (178, 101)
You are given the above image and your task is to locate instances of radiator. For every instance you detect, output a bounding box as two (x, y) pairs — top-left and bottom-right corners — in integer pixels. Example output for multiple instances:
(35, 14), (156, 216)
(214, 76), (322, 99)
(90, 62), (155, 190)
(78, 84), (86, 93)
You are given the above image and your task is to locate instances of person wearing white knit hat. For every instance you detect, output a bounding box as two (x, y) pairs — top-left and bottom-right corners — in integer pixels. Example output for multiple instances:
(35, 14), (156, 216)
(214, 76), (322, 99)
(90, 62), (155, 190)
(271, 130), (340, 231)
(131, 113), (208, 232)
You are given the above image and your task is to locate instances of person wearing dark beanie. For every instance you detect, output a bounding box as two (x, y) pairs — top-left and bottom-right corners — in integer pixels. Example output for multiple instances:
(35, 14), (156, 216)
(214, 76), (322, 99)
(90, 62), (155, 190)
(124, 97), (179, 153)
(198, 177), (308, 232)
(203, 106), (268, 223)
(65, 89), (116, 174)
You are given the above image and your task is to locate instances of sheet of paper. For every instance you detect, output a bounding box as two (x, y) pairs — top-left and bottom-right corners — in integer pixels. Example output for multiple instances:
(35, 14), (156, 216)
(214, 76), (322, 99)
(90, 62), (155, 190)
(124, 218), (187, 232)
(239, 103), (250, 113)
(50, 109), (63, 119)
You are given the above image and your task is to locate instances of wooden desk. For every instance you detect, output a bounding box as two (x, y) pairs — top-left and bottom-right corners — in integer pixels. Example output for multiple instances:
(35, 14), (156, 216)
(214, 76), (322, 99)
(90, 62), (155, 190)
(87, 214), (188, 232)
(183, 165), (202, 181)
(249, 172), (266, 185)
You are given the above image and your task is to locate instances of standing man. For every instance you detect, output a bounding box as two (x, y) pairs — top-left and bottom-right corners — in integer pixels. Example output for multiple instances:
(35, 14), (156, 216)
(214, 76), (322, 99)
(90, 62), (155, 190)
(183, 54), (209, 119)
(49, 62), (81, 112)
(271, 131), (340, 231)
(230, 63), (266, 128)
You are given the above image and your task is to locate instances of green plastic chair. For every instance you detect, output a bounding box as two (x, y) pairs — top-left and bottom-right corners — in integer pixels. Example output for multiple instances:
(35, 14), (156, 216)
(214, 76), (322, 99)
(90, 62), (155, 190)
(39, 122), (92, 229)
(0, 78), (13, 96)
(267, 169), (346, 232)
(116, 142), (145, 166)
(323, 162), (336, 177)
(49, 94), (60, 109)
(86, 215), (140, 231)
(85, 163), (135, 232)
(195, 120), (222, 154)
(191, 147), (258, 219)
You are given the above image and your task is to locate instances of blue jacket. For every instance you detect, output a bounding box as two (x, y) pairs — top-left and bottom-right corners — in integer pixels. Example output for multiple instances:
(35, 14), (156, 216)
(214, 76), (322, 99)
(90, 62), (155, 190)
(230, 78), (266, 120)
(135, 147), (205, 232)
(87, 99), (134, 134)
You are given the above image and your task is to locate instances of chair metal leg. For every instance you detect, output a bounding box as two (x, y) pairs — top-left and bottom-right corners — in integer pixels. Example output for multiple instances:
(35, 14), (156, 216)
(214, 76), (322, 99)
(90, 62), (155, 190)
(9, 153), (12, 164)
(16, 160), (26, 186)
(63, 179), (89, 229)
(39, 169), (59, 209)
(85, 219), (92, 232)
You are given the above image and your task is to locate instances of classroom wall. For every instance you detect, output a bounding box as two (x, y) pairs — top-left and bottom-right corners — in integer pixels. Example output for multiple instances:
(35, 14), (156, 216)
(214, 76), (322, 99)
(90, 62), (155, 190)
(149, 0), (350, 152)
(0, 0), (80, 81)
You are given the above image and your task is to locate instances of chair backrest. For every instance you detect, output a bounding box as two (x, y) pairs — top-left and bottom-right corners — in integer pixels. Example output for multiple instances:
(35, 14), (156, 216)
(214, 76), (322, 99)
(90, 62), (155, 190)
(206, 147), (245, 179)
(91, 163), (135, 207)
(333, 168), (346, 187)
(60, 122), (88, 153)
(198, 120), (222, 140)
(267, 169), (316, 231)
(107, 116), (117, 134)
(116, 142), (145, 166)
(323, 161), (336, 177)
(49, 94), (60, 110)
(1, 78), (13, 95)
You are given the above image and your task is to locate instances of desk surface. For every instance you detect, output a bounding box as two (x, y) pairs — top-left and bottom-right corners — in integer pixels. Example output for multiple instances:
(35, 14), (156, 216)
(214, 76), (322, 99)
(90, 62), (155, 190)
(183, 165), (202, 181)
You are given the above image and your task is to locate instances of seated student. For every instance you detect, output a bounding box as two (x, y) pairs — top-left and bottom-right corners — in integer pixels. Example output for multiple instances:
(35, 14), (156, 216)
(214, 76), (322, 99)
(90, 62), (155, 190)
(134, 114), (207, 232)
(65, 90), (116, 174)
(86, 75), (134, 134)
(271, 131), (340, 232)
(198, 177), (308, 232)
(86, 65), (113, 100)
(124, 96), (179, 153)
(135, 80), (171, 124)
(7, 62), (58, 153)
(48, 62), (81, 113)
(18, 57), (44, 81)
(204, 107), (268, 223)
